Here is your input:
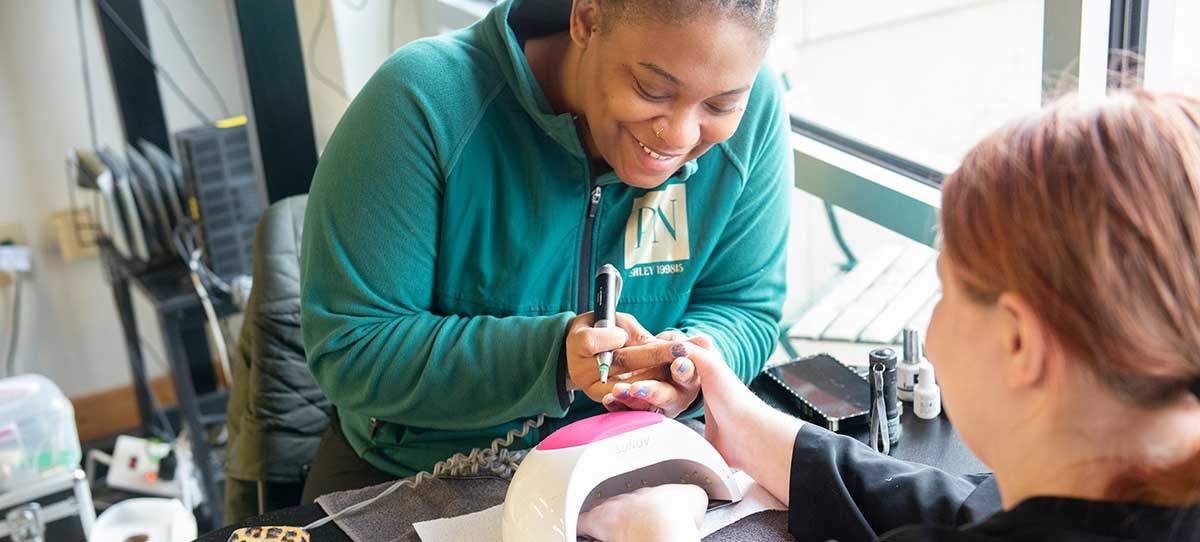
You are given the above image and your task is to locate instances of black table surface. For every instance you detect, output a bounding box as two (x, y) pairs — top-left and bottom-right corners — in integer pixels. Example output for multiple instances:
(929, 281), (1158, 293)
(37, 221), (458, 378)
(196, 407), (985, 542)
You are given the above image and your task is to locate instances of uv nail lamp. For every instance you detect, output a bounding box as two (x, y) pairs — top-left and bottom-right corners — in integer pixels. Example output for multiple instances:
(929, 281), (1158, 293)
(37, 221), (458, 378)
(501, 411), (743, 541)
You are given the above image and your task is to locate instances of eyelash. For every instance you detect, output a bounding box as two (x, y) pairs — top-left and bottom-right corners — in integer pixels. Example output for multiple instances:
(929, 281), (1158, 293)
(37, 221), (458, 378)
(634, 77), (738, 115)
(705, 103), (736, 115)
(634, 79), (671, 101)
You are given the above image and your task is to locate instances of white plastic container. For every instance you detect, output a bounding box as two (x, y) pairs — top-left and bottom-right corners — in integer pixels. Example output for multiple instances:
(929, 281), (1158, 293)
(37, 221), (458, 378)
(90, 498), (196, 542)
(0, 374), (82, 492)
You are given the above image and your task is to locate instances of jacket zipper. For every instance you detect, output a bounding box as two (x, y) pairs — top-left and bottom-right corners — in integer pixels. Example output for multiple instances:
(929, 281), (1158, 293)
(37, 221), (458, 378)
(578, 185), (602, 312)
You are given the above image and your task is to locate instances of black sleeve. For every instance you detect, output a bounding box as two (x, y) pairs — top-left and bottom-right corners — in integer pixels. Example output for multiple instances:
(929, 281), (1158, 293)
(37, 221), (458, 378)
(787, 423), (1001, 541)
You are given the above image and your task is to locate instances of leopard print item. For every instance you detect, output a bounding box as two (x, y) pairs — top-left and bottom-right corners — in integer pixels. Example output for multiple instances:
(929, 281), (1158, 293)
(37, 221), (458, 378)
(226, 526), (310, 542)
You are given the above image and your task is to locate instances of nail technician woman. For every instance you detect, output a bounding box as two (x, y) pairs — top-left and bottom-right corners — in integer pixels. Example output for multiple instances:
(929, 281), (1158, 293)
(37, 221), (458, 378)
(298, 0), (790, 499)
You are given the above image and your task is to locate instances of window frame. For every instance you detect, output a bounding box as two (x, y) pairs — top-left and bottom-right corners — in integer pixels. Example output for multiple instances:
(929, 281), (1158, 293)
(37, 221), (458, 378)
(790, 0), (1129, 248)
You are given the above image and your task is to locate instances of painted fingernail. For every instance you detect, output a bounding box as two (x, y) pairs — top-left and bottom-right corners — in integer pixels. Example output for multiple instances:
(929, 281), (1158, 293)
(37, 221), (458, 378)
(619, 388), (631, 399)
(671, 344), (687, 358)
(635, 387), (650, 398)
(677, 360), (690, 374)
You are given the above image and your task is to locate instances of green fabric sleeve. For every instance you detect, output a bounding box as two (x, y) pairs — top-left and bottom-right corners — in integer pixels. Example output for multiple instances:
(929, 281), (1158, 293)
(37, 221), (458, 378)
(299, 54), (572, 432)
(678, 74), (792, 385)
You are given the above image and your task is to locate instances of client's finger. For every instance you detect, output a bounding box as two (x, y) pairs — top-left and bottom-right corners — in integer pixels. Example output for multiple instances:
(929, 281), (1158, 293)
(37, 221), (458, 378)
(657, 329), (689, 342)
(611, 380), (679, 412)
(612, 341), (690, 373)
(609, 382), (650, 411)
(670, 357), (697, 386)
(686, 333), (716, 351)
(601, 393), (629, 412)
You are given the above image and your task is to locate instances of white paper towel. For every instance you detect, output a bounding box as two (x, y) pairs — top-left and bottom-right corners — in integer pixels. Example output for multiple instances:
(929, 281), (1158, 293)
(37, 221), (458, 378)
(413, 505), (505, 542)
(413, 471), (784, 541)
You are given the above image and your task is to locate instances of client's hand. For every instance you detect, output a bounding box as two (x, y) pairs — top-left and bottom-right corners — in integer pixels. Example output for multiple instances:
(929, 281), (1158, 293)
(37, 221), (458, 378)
(600, 330), (702, 418)
(675, 335), (760, 467)
(565, 312), (685, 402)
(604, 335), (760, 467)
(577, 484), (707, 542)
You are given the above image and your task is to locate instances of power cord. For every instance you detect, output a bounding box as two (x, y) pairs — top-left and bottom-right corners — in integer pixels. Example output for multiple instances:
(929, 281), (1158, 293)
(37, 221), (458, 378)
(136, 337), (180, 443)
(186, 248), (232, 389)
(95, 0), (214, 125)
(4, 274), (22, 378)
(308, 0), (351, 102)
(171, 221), (234, 387)
(172, 221), (232, 296)
(147, 0), (233, 118)
(389, 0), (398, 52)
(301, 413), (547, 531)
(74, 0), (98, 150)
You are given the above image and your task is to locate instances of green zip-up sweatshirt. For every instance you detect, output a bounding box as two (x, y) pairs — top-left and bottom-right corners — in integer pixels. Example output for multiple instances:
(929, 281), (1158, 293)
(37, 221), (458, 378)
(300, 0), (792, 477)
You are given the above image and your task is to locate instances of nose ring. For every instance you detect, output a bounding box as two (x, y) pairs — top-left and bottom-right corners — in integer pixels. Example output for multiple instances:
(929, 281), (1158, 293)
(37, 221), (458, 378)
(655, 124), (665, 140)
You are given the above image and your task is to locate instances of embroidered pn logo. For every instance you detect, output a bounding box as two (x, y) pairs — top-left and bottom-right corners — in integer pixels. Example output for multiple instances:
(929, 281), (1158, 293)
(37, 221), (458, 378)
(624, 184), (690, 269)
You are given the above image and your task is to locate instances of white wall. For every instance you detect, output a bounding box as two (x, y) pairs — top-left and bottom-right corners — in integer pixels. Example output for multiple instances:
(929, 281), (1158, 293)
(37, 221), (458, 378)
(0, 0), (432, 399)
(296, 0), (427, 152)
(0, 0), (171, 398)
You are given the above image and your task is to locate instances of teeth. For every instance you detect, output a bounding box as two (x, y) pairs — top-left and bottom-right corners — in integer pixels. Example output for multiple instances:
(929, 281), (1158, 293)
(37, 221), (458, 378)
(637, 139), (671, 161)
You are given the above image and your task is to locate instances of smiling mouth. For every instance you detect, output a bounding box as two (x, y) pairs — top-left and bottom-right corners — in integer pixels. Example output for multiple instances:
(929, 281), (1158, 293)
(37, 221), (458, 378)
(634, 135), (680, 162)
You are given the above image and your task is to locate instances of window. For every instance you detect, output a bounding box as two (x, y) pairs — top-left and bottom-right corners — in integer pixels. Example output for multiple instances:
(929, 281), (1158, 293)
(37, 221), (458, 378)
(771, 3), (1026, 356)
(1147, 0), (1200, 94)
(772, 0), (1045, 172)
(1160, 0), (1200, 93)
(779, 190), (940, 365)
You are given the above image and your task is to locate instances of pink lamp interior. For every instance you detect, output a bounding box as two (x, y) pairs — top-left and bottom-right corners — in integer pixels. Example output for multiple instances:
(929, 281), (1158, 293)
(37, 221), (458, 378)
(536, 411), (664, 451)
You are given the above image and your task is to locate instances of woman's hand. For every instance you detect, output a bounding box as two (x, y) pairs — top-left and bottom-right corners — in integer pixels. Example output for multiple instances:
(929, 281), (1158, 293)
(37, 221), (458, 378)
(600, 330), (702, 418)
(576, 484), (708, 542)
(674, 335), (759, 466)
(565, 312), (685, 402)
(604, 334), (761, 467)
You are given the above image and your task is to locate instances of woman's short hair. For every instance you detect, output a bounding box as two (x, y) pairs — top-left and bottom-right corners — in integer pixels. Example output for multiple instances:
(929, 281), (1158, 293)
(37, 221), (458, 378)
(599, 0), (780, 40)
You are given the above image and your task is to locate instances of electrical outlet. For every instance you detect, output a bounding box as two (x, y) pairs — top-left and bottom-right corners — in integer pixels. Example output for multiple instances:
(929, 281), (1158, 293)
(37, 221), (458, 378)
(0, 222), (22, 246)
(0, 222), (28, 287)
(0, 246), (31, 272)
(107, 435), (185, 498)
(51, 208), (98, 262)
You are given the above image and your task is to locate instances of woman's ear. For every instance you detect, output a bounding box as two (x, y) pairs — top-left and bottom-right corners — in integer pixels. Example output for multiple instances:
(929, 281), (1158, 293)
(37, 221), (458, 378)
(569, 0), (602, 47)
(996, 292), (1051, 391)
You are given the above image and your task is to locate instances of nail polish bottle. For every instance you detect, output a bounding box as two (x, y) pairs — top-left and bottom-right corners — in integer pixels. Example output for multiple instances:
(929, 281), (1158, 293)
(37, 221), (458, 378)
(897, 329), (921, 402)
(913, 363), (942, 420)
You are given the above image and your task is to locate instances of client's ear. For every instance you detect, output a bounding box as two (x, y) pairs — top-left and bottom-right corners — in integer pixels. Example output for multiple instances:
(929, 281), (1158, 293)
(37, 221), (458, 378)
(996, 292), (1051, 392)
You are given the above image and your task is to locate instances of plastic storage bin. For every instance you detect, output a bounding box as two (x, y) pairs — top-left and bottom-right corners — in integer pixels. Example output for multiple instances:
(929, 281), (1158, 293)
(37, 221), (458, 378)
(0, 374), (82, 492)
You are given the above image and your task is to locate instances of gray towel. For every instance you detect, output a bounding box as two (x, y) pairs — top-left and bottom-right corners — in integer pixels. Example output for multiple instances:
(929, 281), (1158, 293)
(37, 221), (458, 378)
(315, 476), (791, 541)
